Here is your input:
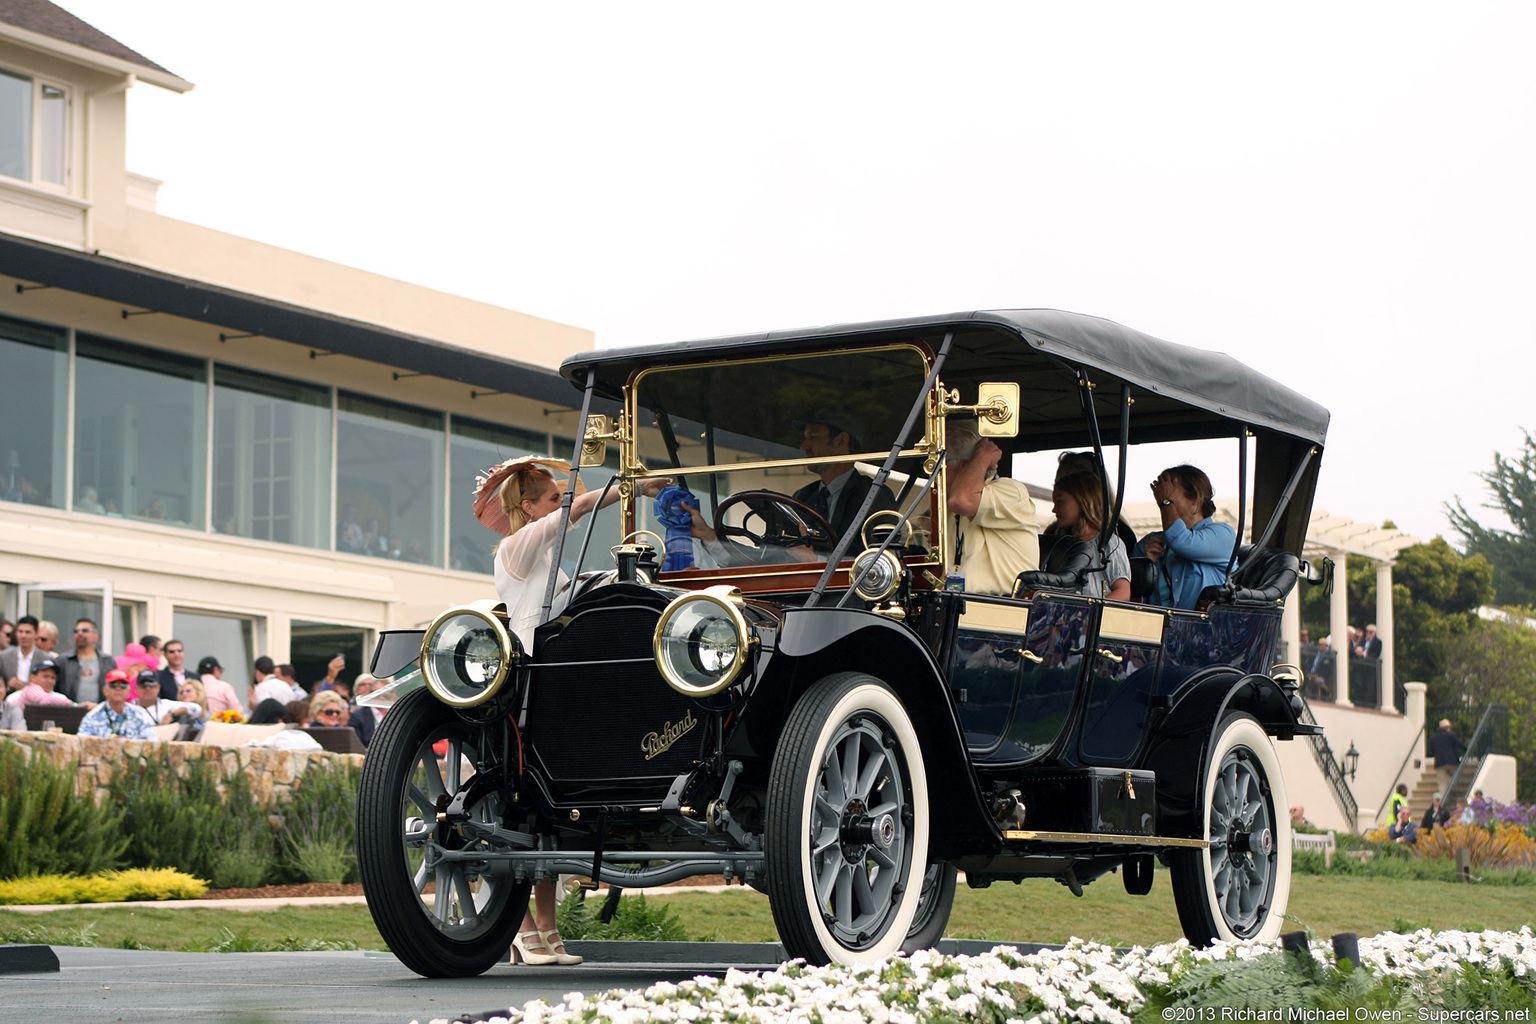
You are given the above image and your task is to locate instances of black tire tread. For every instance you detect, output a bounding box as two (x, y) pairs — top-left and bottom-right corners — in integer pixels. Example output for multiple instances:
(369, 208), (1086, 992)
(356, 687), (527, 977)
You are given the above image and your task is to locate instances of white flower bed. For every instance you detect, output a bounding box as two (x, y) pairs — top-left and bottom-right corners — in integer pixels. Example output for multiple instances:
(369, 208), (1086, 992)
(414, 928), (1536, 1024)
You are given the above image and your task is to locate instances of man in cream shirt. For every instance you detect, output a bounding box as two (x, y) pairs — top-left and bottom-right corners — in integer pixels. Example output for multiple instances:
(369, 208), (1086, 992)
(945, 417), (1039, 595)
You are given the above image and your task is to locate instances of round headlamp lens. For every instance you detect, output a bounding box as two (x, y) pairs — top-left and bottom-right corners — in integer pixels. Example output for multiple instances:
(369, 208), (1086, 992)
(655, 593), (748, 696)
(852, 549), (901, 601)
(422, 610), (514, 706)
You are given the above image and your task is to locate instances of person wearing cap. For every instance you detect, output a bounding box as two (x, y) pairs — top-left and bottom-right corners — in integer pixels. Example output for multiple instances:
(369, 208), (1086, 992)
(1420, 792), (1450, 833)
(136, 670), (202, 726)
(945, 416), (1039, 595)
(1427, 718), (1467, 792)
(196, 656), (244, 715)
(0, 655), (75, 730)
(59, 617), (116, 704)
(78, 669), (158, 740)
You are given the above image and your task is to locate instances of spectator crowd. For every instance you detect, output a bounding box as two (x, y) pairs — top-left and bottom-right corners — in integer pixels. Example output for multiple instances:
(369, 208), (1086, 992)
(0, 615), (387, 747)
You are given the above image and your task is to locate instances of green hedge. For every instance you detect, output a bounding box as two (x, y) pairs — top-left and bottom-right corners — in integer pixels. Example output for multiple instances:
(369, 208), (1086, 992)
(0, 741), (363, 895)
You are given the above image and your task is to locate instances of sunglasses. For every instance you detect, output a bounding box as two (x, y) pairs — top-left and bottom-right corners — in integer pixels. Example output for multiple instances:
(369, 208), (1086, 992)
(104, 681), (129, 689)
(317, 708), (345, 717)
(166, 648), (184, 654)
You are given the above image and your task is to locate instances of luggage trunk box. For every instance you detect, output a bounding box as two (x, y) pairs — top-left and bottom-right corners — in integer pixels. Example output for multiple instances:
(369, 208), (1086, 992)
(1016, 767), (1156, 835)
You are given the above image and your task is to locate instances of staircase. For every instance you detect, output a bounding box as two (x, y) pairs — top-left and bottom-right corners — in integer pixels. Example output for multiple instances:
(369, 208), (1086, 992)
(1405, 765), (1442, 820)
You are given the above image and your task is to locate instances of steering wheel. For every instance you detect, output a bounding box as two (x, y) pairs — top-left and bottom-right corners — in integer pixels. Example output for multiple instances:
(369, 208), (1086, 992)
(713, 490), (838, 554)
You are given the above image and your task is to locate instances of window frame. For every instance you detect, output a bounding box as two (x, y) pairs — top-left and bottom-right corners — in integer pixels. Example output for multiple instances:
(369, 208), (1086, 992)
(0, 63), (70, 189)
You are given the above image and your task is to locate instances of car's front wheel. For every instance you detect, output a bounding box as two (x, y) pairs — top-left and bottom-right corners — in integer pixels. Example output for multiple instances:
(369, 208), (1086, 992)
(765, 672), (930, 965)
(1170, 712), (1291, 944)
(357, 687), (530, 977)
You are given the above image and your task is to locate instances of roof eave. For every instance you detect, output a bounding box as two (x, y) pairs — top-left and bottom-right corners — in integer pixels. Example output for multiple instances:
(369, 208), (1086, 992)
(0, 23), (193, 92)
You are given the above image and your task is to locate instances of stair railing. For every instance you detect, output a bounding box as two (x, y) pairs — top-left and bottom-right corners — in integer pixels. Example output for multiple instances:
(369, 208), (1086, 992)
(1292, 692), (1360, 828)
(1445, 704), (1509, 806)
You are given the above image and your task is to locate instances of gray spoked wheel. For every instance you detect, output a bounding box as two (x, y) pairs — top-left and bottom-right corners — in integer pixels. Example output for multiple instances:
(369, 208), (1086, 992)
(766, 672), (929, 965)
(902, 861), (957, 954)
(1171, 713), (1291, 944)
(358, 687), (529, 977)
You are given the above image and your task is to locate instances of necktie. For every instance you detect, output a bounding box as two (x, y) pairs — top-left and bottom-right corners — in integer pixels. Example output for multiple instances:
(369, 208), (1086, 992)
(812, 484), (831, 521)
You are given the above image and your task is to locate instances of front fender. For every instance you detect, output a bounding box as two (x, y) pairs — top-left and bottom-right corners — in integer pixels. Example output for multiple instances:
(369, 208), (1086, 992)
(752, 607), (998, 858)
(1142, 668), (1298, 840)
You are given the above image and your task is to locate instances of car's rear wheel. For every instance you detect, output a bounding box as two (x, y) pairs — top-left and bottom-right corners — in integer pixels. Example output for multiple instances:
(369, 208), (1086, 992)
(1170, 712), (1291, 944)
(902, 861), (957, 953)
(357, 687), (529, 977)
(765, 672), (929, 965)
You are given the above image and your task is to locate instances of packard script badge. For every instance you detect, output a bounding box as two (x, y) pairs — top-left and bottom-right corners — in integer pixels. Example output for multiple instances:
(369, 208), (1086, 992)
(642, 711), (697, 761)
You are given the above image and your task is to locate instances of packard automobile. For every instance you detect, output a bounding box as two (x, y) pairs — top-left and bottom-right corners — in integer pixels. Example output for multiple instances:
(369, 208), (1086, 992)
(357, 309), (1330, 977)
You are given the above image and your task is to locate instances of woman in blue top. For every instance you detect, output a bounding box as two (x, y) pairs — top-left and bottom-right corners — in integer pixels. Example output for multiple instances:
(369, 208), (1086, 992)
(1144, 464), (1235, 609)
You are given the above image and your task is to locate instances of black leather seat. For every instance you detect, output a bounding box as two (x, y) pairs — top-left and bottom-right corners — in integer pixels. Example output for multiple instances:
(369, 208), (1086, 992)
(1013, 535), (1093, 597)
(1127, 556), (1158, 602)
(1197, 545), (1299, 608)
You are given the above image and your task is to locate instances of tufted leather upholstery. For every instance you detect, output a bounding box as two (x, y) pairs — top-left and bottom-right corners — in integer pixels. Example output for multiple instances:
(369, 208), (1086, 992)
(1197, 545), (1299, 608)
(1012, 535), (1094, 596)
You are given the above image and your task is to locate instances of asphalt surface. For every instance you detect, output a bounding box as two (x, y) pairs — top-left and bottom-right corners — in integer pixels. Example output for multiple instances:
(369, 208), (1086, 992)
(0, 939), (1020, 1024)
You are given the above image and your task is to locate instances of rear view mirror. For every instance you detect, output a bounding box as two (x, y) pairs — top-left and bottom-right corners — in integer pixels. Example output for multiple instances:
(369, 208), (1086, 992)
(942, 383), (1020, 437)
(580, 414), (612, 468)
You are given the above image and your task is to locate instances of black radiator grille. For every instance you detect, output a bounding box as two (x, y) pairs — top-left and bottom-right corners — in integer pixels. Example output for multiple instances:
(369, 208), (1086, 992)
(529, 603), (703, 784)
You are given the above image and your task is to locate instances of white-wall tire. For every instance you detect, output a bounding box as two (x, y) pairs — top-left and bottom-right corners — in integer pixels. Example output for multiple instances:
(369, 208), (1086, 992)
(765, 672), (929, 965)
(1170, 712), (1291, 944)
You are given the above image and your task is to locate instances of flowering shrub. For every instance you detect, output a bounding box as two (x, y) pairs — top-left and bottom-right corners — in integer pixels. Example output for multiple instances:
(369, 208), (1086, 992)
(412, 929), (1536, 1024)
(1467, 797), (1536, 832)
(1415, 823), (1536, 869)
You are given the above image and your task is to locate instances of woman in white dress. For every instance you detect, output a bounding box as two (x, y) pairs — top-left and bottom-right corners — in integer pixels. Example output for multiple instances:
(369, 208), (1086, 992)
(1052, 471), (1131, 602)
(473, 455), (670, 965)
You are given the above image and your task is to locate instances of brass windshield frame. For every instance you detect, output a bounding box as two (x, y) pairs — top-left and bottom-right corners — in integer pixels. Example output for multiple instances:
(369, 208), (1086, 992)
(617, 342), (949, 576)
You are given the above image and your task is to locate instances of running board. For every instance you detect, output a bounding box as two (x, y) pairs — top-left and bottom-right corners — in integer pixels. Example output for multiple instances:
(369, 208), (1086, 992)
(1002, 829), (1207, 849)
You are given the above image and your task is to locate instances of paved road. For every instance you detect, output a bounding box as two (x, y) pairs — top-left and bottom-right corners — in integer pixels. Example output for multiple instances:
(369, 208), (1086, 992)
(0, 945), (767, 1024)
(0, 939), (1018, 1024)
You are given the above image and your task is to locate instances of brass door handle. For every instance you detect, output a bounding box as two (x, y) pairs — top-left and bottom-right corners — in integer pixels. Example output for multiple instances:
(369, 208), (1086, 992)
(1096, 648), (1124, 664)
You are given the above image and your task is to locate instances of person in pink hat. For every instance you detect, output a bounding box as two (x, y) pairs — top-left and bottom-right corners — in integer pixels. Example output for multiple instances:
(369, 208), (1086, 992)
(114, 642), (159, 700)
(473, 454), (671, 965)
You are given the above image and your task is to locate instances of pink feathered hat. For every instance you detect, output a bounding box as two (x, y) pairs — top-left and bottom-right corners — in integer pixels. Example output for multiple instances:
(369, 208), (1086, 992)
(115, 642), (158, 675)
(471, 454), (586, 536)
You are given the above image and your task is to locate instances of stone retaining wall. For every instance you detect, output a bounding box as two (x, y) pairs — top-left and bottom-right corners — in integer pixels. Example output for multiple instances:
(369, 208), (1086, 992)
(0, 730), (364, 807)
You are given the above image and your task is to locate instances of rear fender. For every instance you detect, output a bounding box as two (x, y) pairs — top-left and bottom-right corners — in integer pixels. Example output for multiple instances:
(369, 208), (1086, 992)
(1142, 668), (1295, 840)
(754, 607), (998, 857)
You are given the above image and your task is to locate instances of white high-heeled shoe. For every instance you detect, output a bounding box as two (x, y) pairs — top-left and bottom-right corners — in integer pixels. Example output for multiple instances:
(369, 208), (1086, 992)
(540, 929), (582, 966)
(510, 930), (557, 966)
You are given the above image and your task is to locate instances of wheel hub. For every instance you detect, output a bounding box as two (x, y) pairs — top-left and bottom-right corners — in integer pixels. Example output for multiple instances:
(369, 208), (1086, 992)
(838, 798), (897, 860)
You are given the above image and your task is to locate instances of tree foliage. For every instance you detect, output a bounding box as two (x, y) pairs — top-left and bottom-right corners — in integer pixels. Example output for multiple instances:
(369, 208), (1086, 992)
(1440, 611), (1536, 801)
(1449, 427), (1536, 607)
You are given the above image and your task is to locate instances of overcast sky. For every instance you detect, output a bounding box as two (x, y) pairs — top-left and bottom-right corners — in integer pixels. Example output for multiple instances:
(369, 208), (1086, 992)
(62, 1), (1535, 545)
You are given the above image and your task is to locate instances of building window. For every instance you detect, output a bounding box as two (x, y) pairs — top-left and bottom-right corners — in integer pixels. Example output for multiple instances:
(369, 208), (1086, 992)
(0, 314), (67, 508)
(0, 68), (67, 186)
(336, 392), (443, 566)
(213, 365), (331, 548)
(448, 417), (546, 572)
(74, 335), (207, 526)
(172, 609), (256, 698)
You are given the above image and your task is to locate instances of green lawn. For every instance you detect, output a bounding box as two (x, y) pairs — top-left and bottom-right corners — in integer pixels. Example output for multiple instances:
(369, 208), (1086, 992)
(3, 874), (1532, 952)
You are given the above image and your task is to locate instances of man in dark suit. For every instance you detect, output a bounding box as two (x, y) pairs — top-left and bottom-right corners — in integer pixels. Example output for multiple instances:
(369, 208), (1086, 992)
(155, 639), (190, 700)
(1, 615), (48, 692)
(789, 414), (898, 545)
(1353, 623), (1382, 660)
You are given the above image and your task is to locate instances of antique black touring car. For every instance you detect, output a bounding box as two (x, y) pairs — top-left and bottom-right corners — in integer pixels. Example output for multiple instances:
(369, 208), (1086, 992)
(357, 309), (1331, 977)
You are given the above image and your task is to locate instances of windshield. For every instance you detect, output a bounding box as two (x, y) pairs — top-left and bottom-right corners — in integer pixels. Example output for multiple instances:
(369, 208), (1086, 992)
(629, 345), (936, 575)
